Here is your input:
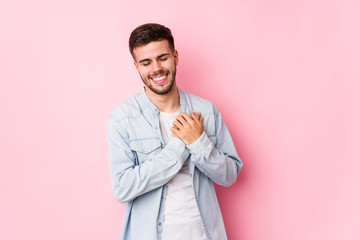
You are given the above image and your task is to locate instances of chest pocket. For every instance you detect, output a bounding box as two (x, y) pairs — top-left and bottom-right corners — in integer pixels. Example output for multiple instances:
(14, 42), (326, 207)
(129, 138), (162, 164)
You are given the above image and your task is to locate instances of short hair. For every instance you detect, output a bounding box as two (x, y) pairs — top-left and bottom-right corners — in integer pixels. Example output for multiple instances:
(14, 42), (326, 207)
(129, 23), (175, 59)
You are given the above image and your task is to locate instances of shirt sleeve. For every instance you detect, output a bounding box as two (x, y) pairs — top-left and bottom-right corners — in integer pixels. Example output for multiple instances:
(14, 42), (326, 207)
(108, 116), (190, 203)
(186, 107), (243, 187)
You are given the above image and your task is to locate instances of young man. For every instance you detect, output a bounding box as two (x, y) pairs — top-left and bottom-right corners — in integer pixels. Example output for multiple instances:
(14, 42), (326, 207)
(108, 23), (243, 240)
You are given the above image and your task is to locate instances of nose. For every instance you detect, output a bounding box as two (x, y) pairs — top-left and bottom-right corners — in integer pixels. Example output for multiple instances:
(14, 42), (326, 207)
(151, 60), (163, 73)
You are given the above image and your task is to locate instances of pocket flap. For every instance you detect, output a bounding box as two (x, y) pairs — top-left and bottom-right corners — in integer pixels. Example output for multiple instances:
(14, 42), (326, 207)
(130, 138), (162, 154)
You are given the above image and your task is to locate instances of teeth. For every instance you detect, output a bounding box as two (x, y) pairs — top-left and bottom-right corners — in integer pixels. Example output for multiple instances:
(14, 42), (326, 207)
(152, 75), (166, 81)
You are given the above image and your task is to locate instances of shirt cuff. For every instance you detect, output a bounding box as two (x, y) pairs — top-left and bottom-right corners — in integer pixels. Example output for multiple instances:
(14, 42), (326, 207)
(166, 137), (189, 164)
(186, 131), (212, 155)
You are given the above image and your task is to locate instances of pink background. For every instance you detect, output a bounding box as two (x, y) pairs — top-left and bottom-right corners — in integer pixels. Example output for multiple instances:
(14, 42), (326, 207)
(1, 0), (359, 239)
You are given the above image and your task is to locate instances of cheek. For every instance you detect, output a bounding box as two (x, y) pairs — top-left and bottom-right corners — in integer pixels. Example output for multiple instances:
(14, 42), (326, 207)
(139, 68), (150, 77)
(164, 62), (175, 71)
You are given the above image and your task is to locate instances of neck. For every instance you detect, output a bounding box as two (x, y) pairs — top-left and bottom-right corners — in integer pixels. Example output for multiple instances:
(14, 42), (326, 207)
(144, 84), (180, 113)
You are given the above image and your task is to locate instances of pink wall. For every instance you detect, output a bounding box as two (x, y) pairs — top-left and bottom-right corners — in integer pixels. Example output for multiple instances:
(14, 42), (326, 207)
(1, 0), (359, 239)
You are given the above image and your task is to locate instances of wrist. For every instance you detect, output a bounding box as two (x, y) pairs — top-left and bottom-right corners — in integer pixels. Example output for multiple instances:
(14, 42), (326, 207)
(186, 132), (211, 155)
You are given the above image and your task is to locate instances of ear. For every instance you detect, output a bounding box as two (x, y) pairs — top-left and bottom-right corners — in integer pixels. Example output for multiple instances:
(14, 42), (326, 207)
(174, 50), (179, 66)
(134, 61), (138, 70)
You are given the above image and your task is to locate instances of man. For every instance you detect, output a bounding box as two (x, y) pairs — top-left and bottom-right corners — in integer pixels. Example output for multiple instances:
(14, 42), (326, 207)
(108, 23), (243, 240)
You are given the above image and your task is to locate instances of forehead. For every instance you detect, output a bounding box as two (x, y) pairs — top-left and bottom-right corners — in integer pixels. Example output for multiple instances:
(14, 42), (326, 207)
(133, 39), (172, 61)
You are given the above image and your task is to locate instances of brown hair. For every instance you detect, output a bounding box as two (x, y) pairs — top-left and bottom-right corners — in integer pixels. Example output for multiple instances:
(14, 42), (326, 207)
(129, 23), (175, 59)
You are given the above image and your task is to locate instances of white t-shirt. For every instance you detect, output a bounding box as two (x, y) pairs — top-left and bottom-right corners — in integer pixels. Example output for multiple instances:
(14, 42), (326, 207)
(159, 111), (207, 240)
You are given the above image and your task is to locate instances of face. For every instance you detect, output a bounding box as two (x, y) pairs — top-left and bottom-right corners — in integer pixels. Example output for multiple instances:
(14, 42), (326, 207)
(133, 39), (178, 95)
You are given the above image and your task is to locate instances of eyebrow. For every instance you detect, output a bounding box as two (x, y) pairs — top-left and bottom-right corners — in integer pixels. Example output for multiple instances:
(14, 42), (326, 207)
(138, 53), (171, 64)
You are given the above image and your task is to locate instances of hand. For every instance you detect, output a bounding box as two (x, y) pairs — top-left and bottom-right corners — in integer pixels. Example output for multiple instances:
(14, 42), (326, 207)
(171, 112), (204, 145)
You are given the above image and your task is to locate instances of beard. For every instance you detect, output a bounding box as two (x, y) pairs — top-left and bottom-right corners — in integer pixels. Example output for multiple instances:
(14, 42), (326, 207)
(141, 67), (177, 95)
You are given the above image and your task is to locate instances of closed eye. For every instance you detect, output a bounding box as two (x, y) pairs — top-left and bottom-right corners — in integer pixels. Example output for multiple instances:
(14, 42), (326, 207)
(141, 61), (151, 66)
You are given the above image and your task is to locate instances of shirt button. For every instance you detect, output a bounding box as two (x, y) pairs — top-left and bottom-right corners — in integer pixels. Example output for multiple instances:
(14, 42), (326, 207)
(190, 174), (192, 178)
(155, 126), (158, 130)
(143, 148), (148, 152)
(158, 222), (162, 226)
(155, 109), (158, 112)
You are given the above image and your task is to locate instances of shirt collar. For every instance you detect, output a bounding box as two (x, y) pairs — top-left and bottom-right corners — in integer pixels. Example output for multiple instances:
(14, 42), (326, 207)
(138, 87), (187, 113)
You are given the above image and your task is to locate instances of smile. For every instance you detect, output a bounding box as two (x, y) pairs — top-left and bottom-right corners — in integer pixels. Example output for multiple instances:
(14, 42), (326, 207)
(151, 74), (168, 85)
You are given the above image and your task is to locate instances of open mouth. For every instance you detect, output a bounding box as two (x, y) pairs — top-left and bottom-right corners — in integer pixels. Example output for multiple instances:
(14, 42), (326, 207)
(151, 73), (168, 85)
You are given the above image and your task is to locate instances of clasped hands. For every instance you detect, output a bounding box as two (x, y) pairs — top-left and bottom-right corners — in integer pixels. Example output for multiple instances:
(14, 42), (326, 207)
(171, 112), (204, 145)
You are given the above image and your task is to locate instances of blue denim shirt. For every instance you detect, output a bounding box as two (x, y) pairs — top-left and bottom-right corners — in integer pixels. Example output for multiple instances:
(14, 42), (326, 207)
(108, 88), (243, 240)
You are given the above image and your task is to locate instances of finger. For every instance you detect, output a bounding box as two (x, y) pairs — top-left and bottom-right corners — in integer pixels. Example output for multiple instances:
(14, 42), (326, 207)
(192, 112), (202, 121)
(176, 114), (191, 126)
(171, 126), (181, 136)
(190, 112), (199, 121)
(195, 112), (201, 120)
(190, 112), (197, 121)
(172, 120), (182, 130)
(175, 115), (186, 126)
(180, 113), (194, 124)
(200, 116), (204, 124)
(191, 112), (202, 125)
